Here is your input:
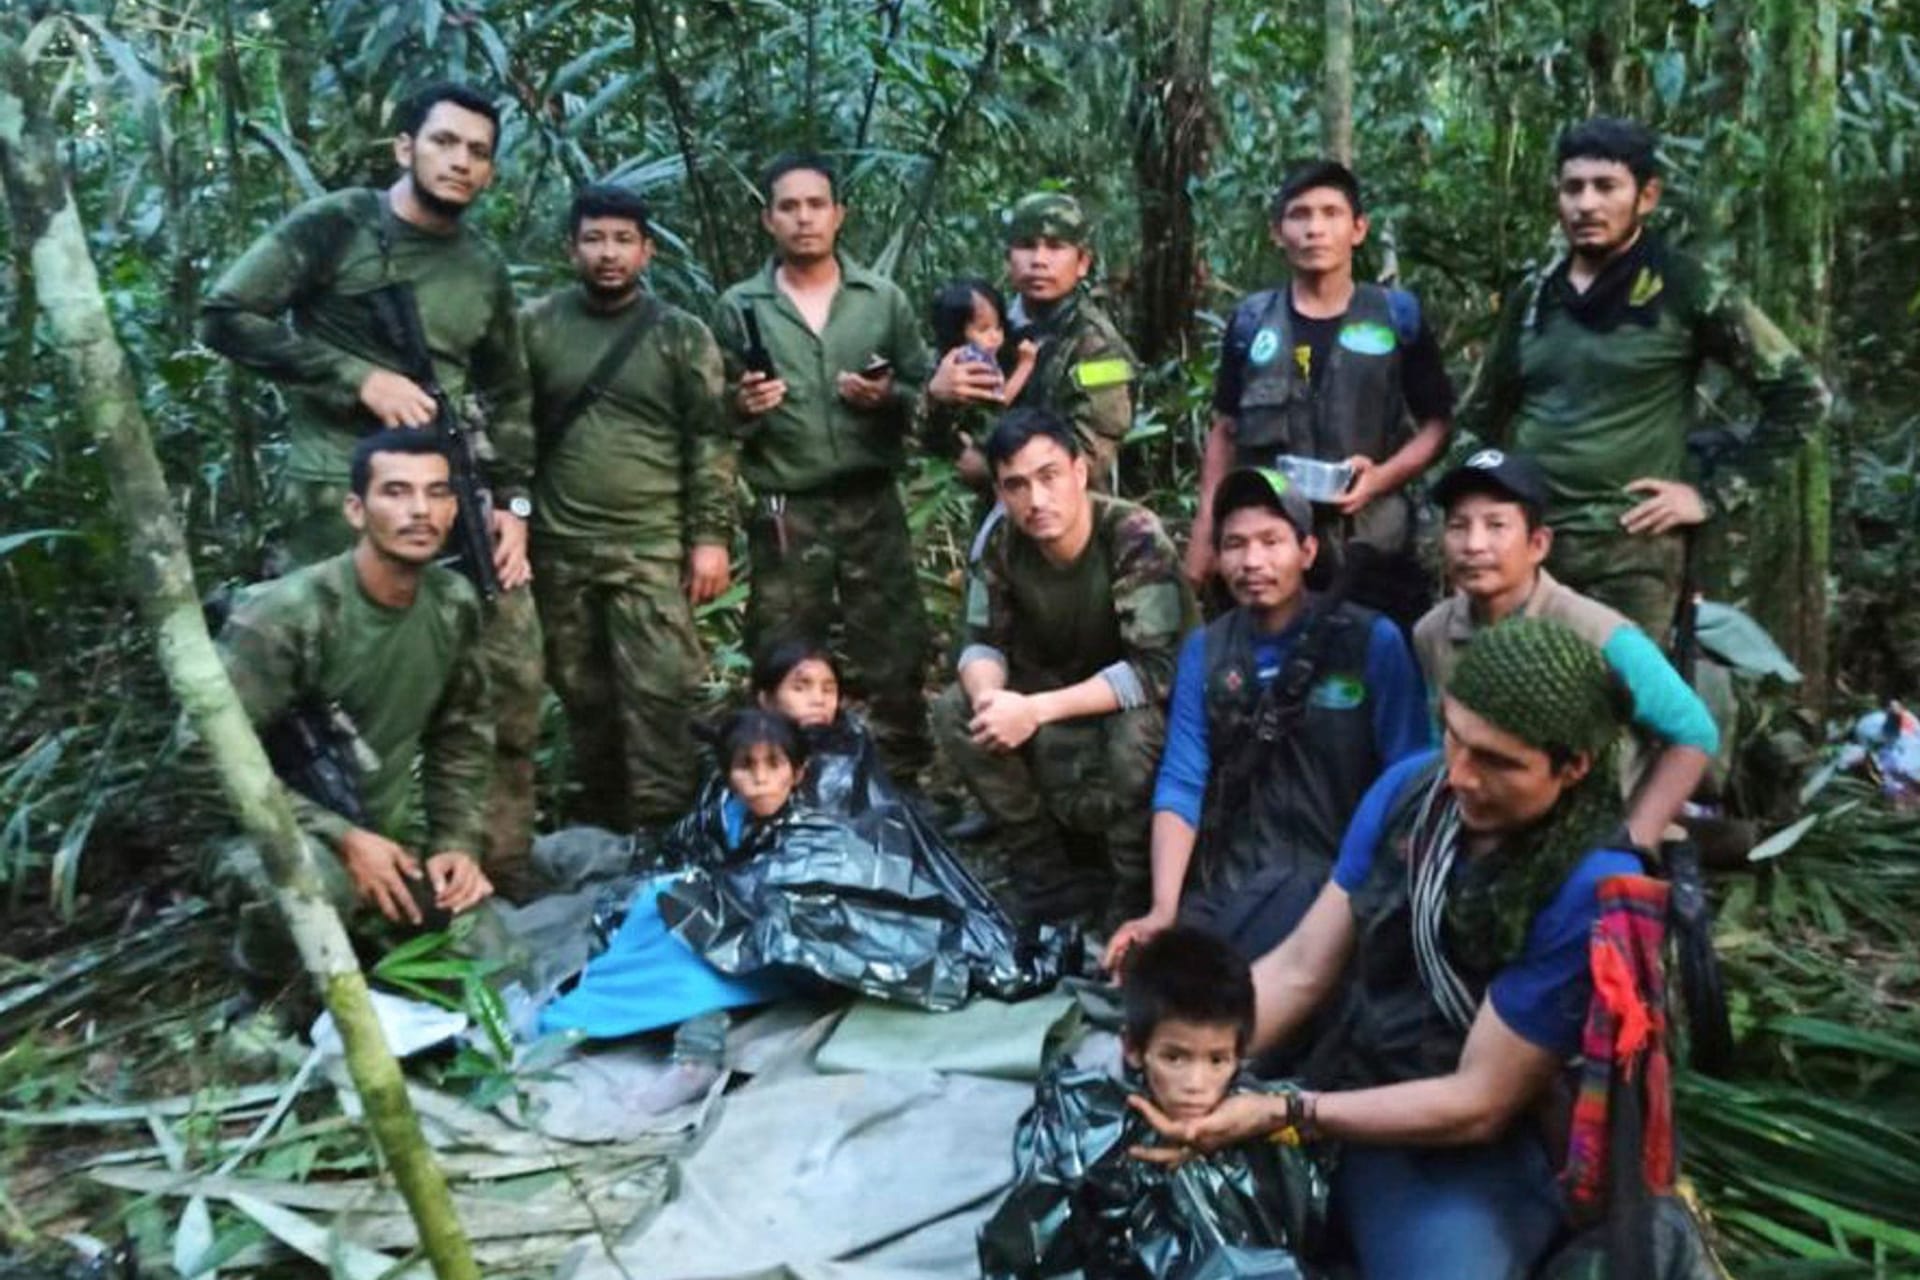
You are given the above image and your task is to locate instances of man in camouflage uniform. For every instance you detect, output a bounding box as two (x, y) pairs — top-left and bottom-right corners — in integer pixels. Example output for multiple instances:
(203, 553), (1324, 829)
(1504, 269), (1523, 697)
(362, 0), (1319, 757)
(210, 431), (495, 976)
(200, 82), (544, 897)
(932, 409), (1197, 927)
(1457, 117), (1829, 639)
(522, 185), (735, 831)
(930, 192), (1138, 488)
(713, 153), (934, 779)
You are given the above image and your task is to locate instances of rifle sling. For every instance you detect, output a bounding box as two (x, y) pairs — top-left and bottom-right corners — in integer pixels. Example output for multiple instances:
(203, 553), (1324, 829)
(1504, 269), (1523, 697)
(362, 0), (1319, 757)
(540, 296), (666, 460)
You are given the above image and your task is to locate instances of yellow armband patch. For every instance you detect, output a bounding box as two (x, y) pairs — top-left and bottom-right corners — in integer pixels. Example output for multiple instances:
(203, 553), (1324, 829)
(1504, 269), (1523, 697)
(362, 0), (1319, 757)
(1071, 357), (1133, 390)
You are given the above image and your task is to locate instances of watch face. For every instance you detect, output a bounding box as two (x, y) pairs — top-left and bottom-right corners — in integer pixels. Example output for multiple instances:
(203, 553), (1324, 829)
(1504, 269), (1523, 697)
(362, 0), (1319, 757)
(508, 497), (533, 519)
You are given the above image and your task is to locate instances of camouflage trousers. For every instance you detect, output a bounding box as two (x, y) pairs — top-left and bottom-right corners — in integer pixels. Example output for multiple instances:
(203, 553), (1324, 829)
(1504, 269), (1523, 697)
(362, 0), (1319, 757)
(281, 478), (545, 900)
(533, 541), (705, 831)
(1549, 527), (1686, 645)
(745, 479), (931, 778)
(931, 683), (1162, 925)
(203, 835), (516, 982)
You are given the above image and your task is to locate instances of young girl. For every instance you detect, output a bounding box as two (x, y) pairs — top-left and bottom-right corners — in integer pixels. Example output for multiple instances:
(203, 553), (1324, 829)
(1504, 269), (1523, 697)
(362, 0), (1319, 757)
(753, 635), (841, 732)
(930, 278), (1038, 486)
(713, 707), (807, 844)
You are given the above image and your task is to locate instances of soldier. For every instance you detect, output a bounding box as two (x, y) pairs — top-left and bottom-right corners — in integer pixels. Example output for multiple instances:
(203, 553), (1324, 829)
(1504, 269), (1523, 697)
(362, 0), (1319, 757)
(1456, 117), (1829, 639)
(210, 430), (494, 976)
(521, 185), (735, 832)
(929, 192), (1138, 488)
(712, 153), (935, 780)
(1107, 466), (1431, 967)
(1185, 161), (1455, 629)
(932, 409), (1197, 927)
(200, 81), (543, 897)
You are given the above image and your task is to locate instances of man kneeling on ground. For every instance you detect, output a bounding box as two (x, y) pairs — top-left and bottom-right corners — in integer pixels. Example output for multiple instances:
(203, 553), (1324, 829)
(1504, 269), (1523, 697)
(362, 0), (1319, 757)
(932, 408), (1196, 927)
(1135, 617), (1643, 1278)
(208, 429), (494, 976)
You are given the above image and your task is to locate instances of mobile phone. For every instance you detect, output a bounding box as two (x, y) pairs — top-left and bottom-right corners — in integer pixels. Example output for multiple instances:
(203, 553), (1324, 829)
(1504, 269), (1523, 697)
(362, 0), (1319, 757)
(740, 307), (777, 378)
(859, 355), (895, 380)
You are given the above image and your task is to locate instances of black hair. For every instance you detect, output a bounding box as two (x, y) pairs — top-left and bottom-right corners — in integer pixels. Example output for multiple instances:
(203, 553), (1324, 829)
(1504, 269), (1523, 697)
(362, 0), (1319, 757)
(760, 152), (839, 203)
(984, 407), (1081, 473)
(349, 428), (450, 497)
(1555, 117), (1660, 186)
(568, 184), (651, 238)
(750, 634), (840, 700)
(392, 82), (500, 143)
(1272, 159), (1364, 220)
(1122, 926), (1256, 1052)
(1442, 477), (1547, 532)
(713, 707), (809, 774)
(930, 277), (1006, 355)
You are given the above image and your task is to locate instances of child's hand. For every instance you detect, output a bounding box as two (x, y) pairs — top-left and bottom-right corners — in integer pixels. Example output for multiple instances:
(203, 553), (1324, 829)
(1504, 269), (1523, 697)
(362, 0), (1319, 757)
(1012, 338), (1039, 369)
(1126, 1092), (1282, 1164)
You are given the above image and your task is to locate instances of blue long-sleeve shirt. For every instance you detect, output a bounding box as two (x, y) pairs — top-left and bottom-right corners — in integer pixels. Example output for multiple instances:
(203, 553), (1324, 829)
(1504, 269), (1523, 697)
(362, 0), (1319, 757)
(1152, 612), (1433, 827)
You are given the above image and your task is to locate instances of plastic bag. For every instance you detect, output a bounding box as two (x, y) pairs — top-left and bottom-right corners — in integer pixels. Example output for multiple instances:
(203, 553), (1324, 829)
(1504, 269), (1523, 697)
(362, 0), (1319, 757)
(976, 1066), (1328, 1280)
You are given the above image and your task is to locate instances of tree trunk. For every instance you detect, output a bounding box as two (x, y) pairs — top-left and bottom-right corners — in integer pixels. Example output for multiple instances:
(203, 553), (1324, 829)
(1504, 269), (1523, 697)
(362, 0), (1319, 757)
(0, 30), (480, 1280)
(1322, 0), (1354, 166)
(1129, 0), (1217, 365)
(1745, 0), (1836, 706)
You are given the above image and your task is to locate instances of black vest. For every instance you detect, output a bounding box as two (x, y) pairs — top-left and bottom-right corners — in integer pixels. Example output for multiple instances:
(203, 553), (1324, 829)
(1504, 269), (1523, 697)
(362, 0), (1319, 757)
(1193, 601), (1383, 898)
(1304, 760), (1505, 1090)
(1232, 284), (1414, 554)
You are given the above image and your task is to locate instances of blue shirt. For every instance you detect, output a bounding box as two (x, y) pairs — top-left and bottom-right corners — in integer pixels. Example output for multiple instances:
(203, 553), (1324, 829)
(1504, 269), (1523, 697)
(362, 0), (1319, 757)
(1152, 613), (1433, 827)
(1332, 752), (1643, 1057)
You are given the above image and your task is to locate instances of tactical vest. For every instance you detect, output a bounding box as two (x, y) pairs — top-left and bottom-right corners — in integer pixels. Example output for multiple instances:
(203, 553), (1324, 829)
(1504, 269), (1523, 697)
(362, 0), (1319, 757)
(1232, 284), (1415, 554)
(1303, 759), (1503, 1091)
(1193, 600), (1382, 897)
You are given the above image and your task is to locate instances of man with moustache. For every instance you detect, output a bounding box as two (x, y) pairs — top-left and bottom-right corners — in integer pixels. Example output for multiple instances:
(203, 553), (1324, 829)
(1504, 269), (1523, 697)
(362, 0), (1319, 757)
(209, 431), (495, 977)
(1184, 161), (1455, 629)
(1456, 117), (1828, 639)
(1106, 467), (1429, 967)
(713, 153), (935, 780)
(929, 192), (1137, 489)
(932, 409), (1195, 927)
(520, 185), (735, 831)
(201, 82), (543, 897)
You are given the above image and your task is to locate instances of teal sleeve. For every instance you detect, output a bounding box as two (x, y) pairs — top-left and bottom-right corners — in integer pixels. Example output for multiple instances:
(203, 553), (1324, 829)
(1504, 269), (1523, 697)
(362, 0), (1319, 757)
(1601, 626), (1720, 754)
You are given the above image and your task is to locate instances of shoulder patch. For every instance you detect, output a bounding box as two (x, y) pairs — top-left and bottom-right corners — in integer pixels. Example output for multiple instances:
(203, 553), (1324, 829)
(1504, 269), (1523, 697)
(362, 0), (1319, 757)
(1308, 674), (1367, 710)
(1338, 321), (1398, 356)
(1071, 357), (1133, 390)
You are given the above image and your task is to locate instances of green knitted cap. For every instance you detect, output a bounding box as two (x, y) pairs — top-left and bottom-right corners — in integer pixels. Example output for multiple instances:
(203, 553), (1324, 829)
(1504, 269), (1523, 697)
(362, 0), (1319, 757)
(1448, 617), (1623, 757)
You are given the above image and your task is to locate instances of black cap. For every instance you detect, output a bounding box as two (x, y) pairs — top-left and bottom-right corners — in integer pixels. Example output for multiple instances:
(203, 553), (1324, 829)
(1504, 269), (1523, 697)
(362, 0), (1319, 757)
(1211, 467), (1314, 543)
(1430, 448), (1551, 516)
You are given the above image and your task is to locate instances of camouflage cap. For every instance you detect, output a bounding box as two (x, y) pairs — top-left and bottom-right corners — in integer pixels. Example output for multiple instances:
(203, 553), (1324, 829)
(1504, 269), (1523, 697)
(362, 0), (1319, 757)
(1005, 192), (1090, 245)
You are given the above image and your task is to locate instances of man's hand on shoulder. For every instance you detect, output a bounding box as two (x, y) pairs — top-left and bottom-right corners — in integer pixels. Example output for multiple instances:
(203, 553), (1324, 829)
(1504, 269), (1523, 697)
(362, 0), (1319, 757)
(1620, 478), (1707, 536)
(968, 688), (1041, 753)
(426, 851), (493, 914)
(1102, 907), (1176, 974)
(358, 369), (438, 428)
(339, 827), (425, 924)
(686, 543), (731, 605)
(490, 509), (531, 589)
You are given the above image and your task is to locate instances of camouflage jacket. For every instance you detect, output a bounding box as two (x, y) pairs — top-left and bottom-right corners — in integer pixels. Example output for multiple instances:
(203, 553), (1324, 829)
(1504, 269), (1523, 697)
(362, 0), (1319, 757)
(219, 552), (494, 854)
(962, 494), (1196, 703)
(1010, 287), (1138, 457)
(521, 286), (735, 553)
(1455, 235), (1828, 535)
(200, 188), (534, 501)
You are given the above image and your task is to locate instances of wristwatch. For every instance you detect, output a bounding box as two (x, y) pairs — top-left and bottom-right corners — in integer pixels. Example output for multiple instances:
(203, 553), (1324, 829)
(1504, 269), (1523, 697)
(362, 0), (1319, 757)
(506, 496), (533, 520)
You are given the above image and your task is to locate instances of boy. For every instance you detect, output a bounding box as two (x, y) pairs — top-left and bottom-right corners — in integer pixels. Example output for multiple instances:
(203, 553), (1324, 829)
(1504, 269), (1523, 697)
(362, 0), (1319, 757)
(978, 927), (1322, 1278)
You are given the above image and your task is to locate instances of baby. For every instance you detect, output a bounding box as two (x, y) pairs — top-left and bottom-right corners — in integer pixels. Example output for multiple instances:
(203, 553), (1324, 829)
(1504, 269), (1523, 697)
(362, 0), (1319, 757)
(930, 277), (1038, 486)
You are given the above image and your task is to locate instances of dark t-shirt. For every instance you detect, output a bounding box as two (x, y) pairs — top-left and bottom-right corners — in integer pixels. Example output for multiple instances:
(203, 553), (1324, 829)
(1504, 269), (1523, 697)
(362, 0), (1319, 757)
(1212, 289), (1455, 427)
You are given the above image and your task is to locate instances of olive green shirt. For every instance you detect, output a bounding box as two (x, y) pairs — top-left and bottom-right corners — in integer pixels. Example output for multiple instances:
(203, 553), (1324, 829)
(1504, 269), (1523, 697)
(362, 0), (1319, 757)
(713, 254), (933, 495)
(1010, 288), (1138, 458)
(962, 495), (1196, 705)
(200, 188), (533, 500)
(220, 553), (493, 854)
(521, 286), (735, 553)
(1457, 239), (1827, 535)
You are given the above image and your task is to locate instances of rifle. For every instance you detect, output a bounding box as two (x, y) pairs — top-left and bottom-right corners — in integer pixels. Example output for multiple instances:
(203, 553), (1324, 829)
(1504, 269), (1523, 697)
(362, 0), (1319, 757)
(260, 700), (380, 829)
(367, 282), (504, 599)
